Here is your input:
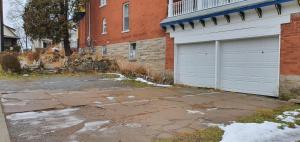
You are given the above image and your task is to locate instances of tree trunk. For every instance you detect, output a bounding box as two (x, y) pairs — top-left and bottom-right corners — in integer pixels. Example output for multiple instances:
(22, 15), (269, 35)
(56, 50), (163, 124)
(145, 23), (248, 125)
(62, 0), (72, 56)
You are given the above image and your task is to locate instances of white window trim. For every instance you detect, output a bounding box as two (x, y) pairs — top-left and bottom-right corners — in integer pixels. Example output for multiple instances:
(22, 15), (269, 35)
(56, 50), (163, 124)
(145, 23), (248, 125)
(102, 18), (107, 34)
(122, 2), (130, 32)
(99, 0), (107, 7)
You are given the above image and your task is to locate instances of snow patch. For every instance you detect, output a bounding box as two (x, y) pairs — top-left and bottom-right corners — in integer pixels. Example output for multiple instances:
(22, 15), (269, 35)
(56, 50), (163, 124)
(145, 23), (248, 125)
(207, 108), (218, 111)
(125, 123), (142, 128)
(93, 101), (102, 105)
(220, 109), (300, 142)
(220, 122), (300, 142)
(69, 120), (110, 142)
(276, 110), (300, 123)
(3, 101), (27, 106)
(128, 96), (135, 99)
(1, 98), (8, 103)
(186, 110), (205, 115)
(6, 108), (84, 140)
(135, 78), (172, 87)
(106, 97), (115, 101)
(77, 121), (110, 133)
(112, 73), (127, 81)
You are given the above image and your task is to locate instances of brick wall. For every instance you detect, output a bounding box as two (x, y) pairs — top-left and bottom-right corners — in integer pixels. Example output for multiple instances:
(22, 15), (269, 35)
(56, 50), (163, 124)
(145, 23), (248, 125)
(281, 13), (300, 75)
(78, 0), (175, 72)
(165, 35), (174, 71)
(280, 12), (300, 93)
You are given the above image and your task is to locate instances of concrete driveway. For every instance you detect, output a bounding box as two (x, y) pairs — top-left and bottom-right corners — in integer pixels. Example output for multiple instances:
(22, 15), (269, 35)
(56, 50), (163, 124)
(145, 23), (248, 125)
(0, 74), (286, 142)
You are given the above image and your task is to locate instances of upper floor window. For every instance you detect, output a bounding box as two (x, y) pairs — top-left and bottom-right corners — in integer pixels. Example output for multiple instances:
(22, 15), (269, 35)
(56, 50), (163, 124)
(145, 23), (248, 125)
(123, 3), (130, 32)
(100, 0), (107, 7)
(102, 18), (107, 34)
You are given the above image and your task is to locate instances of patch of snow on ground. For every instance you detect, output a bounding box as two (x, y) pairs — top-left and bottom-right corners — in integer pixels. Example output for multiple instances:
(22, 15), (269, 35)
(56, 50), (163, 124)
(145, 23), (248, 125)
(77, 121), (110, 133)
(276, 110), (300, 123)
(125, 123), (142, 128)
(69, 120), (110, 142)
(6, 108), (84, 141)
(112, 73), (127, 81)
(94, 101), (102, 105)
(186, 110), (205, 115)
(1, 98), (8, 102)
(207, 108), (218, 111)
(3, 101), (27, 106)
(220, 109), (300, 142)
(135, 78), (172, 87)
(220, 122), (300, 142)
(128, 96), (135, 99)
(106, 97), (115, 101)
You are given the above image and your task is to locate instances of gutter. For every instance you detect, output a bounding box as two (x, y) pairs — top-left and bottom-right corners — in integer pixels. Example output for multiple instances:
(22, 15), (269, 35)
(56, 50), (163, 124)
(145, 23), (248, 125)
(161, 0), (294, 28)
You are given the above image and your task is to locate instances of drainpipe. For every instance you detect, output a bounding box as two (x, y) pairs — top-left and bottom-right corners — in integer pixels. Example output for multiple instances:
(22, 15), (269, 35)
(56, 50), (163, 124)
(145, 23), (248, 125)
(0, 0), (4, 52)
(86, 2), (91, 48)
(168, 0), (173, 17)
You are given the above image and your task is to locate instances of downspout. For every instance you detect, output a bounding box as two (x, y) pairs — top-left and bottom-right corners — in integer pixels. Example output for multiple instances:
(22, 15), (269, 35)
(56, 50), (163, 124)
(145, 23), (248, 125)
(0, 0), (4, 52)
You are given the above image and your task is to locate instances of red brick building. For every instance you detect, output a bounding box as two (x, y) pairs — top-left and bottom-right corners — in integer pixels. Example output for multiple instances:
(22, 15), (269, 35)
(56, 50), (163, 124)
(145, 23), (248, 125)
(78, 0), (174, 73)
(79, 0), (300, 97)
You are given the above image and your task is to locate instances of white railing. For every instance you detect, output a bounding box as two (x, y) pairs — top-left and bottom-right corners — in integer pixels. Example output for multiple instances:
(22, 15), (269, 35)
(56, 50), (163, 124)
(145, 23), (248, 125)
(171, 0), (245, 17)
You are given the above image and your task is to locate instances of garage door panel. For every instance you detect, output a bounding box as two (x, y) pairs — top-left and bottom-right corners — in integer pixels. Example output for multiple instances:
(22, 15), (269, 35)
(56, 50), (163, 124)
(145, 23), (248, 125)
(177, 42), (215, 88)
(222, 67), (278, 77)
(221, 36), (279, 96)
(221, 80), (278, 96)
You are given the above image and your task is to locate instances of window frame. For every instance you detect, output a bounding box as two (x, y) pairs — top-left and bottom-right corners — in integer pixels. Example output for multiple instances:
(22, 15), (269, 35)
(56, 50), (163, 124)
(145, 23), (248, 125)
(102, 18), (107, 34)
(129, 43), (137, 61)
(102, 46), (108, 56)
(122, 2), (130, 32)
(100, 0), (107, 7)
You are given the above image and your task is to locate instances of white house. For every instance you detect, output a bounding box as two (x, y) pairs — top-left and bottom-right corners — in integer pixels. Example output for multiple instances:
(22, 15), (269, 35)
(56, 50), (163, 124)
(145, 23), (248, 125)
(161, 0), (300, 97)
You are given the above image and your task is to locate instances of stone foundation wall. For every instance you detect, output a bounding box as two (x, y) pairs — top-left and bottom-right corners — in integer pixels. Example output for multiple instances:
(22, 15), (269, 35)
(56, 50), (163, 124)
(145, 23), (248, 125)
(95, 37), (166, 73)
(280, 75), (300, 93)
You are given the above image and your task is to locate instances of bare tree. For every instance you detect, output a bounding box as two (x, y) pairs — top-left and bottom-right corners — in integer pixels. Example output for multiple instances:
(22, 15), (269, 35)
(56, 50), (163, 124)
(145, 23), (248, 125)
(7, 0), (30, 50)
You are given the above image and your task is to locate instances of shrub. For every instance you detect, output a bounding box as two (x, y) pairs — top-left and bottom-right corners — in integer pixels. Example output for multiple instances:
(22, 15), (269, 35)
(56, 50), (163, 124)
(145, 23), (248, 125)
(152, 71), (174, 85)
(0, 54), (21, 73)
(27, 52), (40, 62)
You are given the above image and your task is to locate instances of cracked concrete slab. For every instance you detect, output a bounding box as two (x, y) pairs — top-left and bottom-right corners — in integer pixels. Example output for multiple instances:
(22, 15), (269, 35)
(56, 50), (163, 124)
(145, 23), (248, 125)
(0, 75), (287, 142)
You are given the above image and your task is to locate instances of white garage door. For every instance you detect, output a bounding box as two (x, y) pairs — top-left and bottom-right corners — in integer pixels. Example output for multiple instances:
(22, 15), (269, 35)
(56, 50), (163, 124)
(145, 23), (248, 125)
(177, 42), (215, 88)
(220, 36), (279, 96)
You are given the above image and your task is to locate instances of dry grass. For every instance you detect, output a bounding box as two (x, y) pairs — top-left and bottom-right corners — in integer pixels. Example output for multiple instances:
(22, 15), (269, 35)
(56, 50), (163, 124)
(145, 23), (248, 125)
(26, 52), (41, 62)
(116, 59), (174, 85)
(239, 104), (300, 127)
(155, 127), (224, 142)
(116, 59), (149, 77)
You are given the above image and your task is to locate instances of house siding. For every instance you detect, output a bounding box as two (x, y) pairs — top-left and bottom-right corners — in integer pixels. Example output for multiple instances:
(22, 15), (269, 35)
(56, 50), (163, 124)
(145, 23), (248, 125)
(78, 0), (174, 72)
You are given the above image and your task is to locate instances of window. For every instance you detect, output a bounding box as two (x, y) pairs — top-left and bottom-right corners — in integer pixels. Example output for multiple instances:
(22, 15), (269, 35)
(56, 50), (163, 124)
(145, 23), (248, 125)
(129, 43), (136, 60)
(123, 3), (130, 32)
(102, 46), (107, 55)
(102, 18), (107, 34)
(100, 0), (107, 7)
